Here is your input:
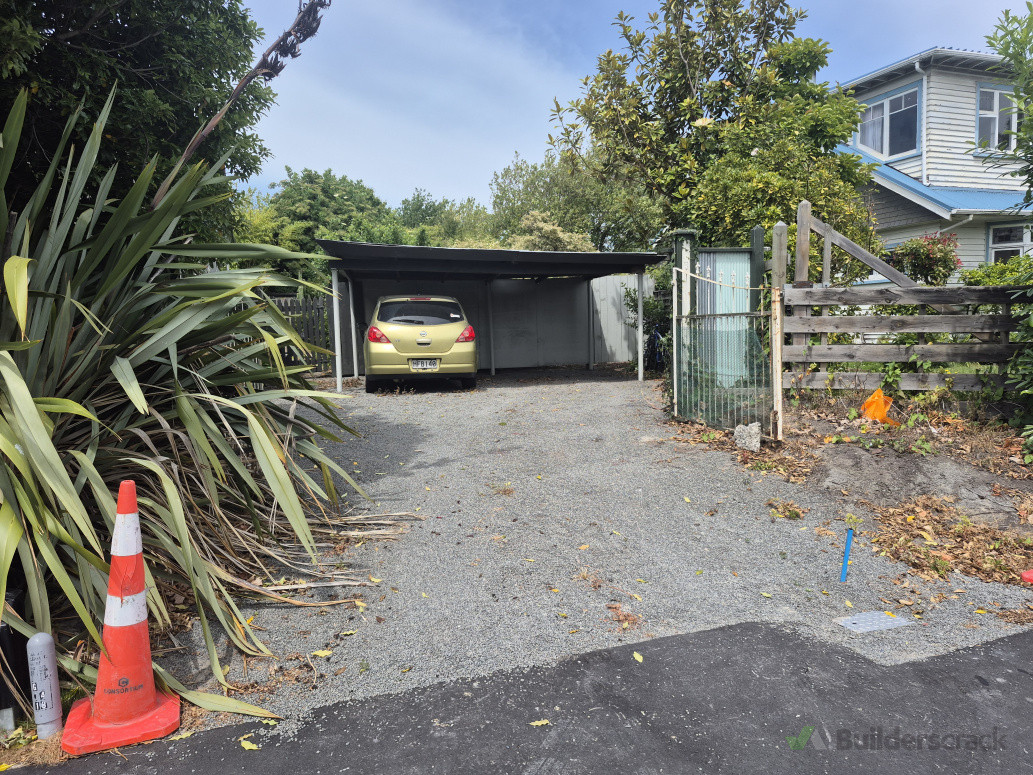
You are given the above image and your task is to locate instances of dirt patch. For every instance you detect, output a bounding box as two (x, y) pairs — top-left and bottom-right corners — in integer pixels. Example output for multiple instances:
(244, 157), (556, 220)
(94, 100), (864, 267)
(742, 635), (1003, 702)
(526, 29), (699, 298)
(867, 495), (1033, 586)
(669, 421), (816, 484)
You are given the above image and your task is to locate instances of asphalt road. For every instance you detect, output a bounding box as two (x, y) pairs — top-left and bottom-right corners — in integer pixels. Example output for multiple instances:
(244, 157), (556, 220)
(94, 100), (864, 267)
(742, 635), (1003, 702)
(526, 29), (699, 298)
(44, 621), (1032, 774)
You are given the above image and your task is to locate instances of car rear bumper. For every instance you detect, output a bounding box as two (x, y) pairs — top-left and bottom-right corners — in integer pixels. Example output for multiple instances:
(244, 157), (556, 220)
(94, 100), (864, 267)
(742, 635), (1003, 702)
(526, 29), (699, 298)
(364, 342), (477, 377)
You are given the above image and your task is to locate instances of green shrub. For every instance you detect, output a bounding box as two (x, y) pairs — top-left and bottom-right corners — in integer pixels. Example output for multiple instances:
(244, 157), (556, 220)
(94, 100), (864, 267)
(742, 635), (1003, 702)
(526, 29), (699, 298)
(0, 92), (364, 714)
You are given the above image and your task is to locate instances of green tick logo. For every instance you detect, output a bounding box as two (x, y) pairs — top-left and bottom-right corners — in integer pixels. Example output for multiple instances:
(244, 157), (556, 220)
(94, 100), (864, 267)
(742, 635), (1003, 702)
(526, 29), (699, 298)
(787, 726), (815, 751)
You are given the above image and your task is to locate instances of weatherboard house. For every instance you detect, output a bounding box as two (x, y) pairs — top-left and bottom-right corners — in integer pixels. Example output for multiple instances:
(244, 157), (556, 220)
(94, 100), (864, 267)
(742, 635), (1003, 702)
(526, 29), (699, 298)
(841, 47), (1029, 273)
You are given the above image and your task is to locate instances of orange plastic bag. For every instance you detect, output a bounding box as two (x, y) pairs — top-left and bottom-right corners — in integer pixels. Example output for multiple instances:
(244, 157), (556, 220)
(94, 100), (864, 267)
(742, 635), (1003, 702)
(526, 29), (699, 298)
(861, 388), (901, 427)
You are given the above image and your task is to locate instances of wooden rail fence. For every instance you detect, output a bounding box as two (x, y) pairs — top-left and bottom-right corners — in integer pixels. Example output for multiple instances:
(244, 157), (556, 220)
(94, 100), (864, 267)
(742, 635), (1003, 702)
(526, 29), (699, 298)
(268, 295), (333, 373)
(771, 201), (1030, 394)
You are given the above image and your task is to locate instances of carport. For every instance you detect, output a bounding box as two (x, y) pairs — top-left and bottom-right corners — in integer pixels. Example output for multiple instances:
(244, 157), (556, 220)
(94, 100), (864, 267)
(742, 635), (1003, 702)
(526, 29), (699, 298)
(316, 240), (661, 391)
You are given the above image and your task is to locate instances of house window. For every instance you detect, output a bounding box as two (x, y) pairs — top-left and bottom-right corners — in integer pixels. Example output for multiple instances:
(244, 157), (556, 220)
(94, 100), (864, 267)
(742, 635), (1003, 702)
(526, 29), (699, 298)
(990, 224), (1030, 263)
(978, 88), (1019, 151)
(858, 88), (919, 157)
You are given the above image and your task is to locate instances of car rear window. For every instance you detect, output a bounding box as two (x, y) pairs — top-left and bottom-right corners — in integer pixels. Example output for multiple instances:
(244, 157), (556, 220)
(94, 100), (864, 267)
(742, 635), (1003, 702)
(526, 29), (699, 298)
(377, 300), (464, 326)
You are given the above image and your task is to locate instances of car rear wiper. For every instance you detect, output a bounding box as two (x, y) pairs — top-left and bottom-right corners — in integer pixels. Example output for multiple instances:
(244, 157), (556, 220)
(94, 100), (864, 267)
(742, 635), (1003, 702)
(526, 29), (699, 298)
(390, 318), (425, 324)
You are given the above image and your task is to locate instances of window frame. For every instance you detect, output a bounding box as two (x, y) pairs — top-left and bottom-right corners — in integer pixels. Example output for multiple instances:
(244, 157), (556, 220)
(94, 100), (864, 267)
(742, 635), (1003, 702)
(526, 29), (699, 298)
(855, 82), (922, 160)
(987, 222), (1032, 264)
(976, 83), (1019, 154)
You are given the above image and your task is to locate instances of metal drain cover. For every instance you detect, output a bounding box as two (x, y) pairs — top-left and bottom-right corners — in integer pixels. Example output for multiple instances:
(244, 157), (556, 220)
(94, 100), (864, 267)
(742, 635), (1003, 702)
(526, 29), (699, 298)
(835, 610), (913, 633)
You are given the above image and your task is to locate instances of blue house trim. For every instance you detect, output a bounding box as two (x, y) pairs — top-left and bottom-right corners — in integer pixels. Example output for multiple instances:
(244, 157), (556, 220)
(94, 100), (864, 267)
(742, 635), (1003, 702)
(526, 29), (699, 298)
(839, 145), (1028, 216)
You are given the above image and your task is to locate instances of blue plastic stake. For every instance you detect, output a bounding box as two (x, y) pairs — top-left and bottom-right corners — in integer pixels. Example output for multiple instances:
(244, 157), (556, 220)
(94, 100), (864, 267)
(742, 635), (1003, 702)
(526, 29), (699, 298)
(840, 528), (854, 582)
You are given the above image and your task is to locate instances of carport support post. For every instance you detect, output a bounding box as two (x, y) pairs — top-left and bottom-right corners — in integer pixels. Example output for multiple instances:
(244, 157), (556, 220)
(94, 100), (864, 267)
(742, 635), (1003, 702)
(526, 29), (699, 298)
(587, 279), (595, 371)
(347, 274), (359, 380)
(637, 272), (644, 381)
(486, 280), (496, 376)
(331, 268), (343, 393)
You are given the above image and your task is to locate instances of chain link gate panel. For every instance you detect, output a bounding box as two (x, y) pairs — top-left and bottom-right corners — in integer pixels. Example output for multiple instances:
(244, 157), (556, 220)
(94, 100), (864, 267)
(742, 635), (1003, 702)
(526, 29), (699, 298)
(671, 231), (773, 431)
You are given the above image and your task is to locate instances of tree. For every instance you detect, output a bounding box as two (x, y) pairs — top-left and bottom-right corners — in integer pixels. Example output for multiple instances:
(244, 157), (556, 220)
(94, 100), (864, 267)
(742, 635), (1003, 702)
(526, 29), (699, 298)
(490, 151), (665, 251)
(552, 0), (877, 282)
(398, 188), (447, 227)
(986, 3), (1033, 209)
(984, 4), (1033, 453)
(509, 211), (594, 252)
(1, 1), (275, 216)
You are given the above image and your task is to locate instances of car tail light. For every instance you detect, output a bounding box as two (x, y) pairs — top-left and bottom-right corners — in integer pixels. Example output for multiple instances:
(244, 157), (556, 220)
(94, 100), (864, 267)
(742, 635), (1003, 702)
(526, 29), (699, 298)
(368, 326), (391, 343)
(455, 325), (475, 342)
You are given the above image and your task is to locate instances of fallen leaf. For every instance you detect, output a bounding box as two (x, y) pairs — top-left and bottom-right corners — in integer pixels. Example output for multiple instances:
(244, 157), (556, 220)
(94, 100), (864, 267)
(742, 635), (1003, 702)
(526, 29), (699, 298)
(401, 666), (412, 673)
(369, 575), (382, 583)
(579, 545), (589, 550)
(631, 593), (642, 601)
(536, 475), (543, 480)
(240, 734), (259, 751)
(633, 652), (643, 663)
(636, 578), (647, 583)
(975, 609), (987, 614)
(355, 601), (367, 609)
(821, 590), (829, 595)
(529, 719), (550, 727)
(421, 592), (429, 598)
(760, 592), (773, 598)
(683, 497), (692, 503)
(612, 530), (622, 536)
(550, 588), (559, 593)
(312, 650), (333, 658)
(523, 558), (535, 562)
(557, 612), (568, 618)
(169, 731), (195, 740)
(569, 629), (580, 633)
(340, 630), (357, 636)
(261, 720), (278, 726)
(696, 569), (704, 576)
(884, 611), (897, 618)
(845, 600), (853, 608)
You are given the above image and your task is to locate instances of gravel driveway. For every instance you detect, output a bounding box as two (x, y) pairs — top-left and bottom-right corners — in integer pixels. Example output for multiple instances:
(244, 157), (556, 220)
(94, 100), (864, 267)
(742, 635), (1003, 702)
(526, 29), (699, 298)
(180, 367), (1030, 730)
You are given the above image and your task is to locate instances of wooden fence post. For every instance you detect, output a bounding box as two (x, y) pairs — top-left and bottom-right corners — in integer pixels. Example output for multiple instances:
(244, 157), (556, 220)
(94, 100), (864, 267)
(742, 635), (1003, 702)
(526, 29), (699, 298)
(772, 221), (788, 290)
(749, 224), (765, 312)
(793, 201), (812, 373)
(770, 286), (784, 441)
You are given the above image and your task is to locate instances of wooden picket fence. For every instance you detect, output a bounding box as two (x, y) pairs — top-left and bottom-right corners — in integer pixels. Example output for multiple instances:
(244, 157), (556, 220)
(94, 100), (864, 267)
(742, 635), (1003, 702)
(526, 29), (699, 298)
(268, 295), (333, 373)
(771, 200), (1029, 395)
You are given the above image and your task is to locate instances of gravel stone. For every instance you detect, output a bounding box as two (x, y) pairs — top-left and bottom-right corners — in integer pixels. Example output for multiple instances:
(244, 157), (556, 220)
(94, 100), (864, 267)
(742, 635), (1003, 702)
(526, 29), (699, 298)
(162, 367), (1033, 739)
(733, 421), (761, 452)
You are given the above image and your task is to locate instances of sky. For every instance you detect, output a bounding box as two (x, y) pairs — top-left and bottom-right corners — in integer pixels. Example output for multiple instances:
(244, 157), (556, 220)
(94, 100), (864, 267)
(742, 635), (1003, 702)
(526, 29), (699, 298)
(241, 0), (1029, 207)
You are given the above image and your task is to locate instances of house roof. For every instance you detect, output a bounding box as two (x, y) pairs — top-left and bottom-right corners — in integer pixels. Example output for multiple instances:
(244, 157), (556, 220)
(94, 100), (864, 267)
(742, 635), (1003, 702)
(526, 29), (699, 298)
(841, 145), (1029, 219)
(316, 240), (661, 281)
(843, 47), (1005, 93)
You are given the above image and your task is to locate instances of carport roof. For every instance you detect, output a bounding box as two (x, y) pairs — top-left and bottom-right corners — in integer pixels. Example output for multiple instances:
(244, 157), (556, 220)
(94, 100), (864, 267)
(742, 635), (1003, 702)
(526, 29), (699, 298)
(317, 240), (662, 281)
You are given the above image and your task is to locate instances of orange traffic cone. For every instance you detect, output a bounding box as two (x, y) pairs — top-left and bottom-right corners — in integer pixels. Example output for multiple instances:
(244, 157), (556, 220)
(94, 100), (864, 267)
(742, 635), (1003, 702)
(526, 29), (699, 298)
(62, 480), (180, 755)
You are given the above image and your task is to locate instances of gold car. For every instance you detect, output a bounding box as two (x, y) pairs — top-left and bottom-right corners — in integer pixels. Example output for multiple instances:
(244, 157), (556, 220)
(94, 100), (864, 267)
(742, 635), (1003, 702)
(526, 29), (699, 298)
(364, 295), (478, 392)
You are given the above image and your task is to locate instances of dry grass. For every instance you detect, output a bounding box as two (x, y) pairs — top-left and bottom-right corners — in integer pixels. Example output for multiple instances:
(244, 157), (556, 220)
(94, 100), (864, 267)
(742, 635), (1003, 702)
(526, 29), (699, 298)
(767, 499), (809, 521)
(489, 482), (515, 496)
(605, 602), (642, 630)
(994, 605), (1033, 625)
(867, 495), (1033, 585)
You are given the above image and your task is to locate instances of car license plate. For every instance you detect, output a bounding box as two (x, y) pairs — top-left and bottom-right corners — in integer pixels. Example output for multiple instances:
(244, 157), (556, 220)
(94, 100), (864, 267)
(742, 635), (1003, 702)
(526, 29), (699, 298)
(410, 359), (438, 371)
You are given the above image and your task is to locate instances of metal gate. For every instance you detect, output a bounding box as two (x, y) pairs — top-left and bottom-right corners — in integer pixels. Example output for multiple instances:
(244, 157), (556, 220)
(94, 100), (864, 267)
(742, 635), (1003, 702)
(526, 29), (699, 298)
(672, 230), (773, 430)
